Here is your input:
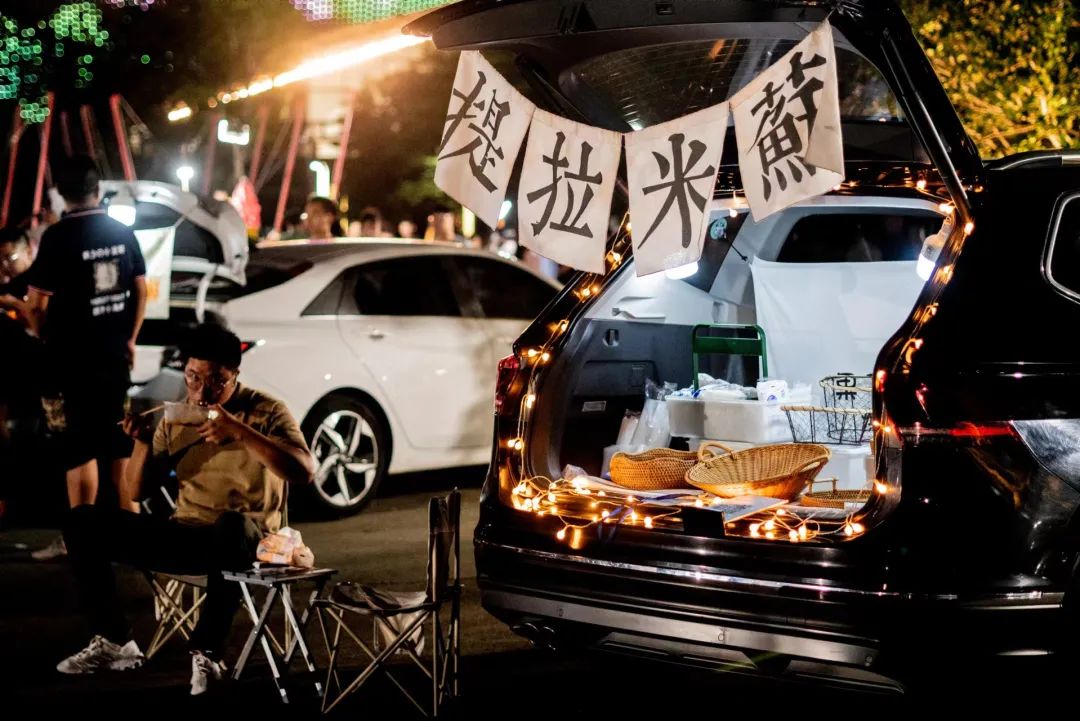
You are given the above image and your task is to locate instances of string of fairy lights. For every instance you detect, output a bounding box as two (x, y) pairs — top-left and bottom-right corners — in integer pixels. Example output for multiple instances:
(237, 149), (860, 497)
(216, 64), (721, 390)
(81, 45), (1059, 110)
(290, 0), (456, 23)
(0, 2), (112, 122)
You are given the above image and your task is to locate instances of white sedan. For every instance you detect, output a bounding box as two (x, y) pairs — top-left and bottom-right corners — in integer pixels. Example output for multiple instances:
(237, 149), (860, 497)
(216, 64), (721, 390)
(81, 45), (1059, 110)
(140, 240), (560, 516)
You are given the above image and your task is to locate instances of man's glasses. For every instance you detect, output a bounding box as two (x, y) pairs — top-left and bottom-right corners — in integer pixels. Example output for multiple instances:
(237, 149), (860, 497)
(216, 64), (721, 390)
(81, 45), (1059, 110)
(183, 370), (235, 392)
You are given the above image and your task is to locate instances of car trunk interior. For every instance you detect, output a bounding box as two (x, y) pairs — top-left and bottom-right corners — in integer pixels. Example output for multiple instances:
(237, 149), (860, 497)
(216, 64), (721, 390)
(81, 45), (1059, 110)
(523, 188), (943, 545)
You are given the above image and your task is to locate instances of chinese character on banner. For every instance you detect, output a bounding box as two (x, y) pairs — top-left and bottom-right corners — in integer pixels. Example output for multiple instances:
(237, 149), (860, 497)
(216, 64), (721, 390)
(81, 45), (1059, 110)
(435, 51), (535, 228)
(731, 21), (844, 221)
(625, 103), (729, 276)
(518, 109), (622, 274)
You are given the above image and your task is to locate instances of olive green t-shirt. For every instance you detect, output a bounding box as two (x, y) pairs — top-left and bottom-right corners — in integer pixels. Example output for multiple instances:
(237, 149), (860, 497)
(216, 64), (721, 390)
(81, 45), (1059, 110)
(152, 384), (309, 533)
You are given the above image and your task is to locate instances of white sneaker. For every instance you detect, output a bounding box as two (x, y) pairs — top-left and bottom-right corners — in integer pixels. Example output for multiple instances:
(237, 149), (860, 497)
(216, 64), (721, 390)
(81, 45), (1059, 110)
(31, 535), (67, 561)
(190, 651), (227, 696)
(57, 635), (145, 674)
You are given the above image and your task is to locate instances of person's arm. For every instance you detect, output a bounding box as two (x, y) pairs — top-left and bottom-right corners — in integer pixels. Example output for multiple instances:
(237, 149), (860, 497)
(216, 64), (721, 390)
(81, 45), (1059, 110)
(119, 415), (163, 512)
(128, 276), (147, 367)
(23, 289), (49, 338)
(199, 404), (315, 485)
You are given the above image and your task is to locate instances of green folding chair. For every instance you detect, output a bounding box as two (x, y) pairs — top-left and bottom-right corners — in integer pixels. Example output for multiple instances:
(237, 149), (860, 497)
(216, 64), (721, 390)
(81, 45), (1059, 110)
(691, 324), (768, 391)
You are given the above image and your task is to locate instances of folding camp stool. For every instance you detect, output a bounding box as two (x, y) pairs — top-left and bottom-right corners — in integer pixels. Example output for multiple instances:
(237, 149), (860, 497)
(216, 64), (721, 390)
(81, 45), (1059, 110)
(223, 566), (337, 704)
(692, 323), (769, 390)
(315, 489), (461, 717)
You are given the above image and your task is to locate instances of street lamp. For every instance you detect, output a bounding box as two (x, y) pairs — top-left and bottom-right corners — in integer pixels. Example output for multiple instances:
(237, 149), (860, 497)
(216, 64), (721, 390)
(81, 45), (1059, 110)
(309, 160), (330, 198)
(176, 165), (195, 193)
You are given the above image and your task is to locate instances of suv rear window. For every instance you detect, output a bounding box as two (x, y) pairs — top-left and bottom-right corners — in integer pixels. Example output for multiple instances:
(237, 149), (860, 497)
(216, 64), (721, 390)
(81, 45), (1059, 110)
(777, 212), (940, 263)
(564, 39), (903, 131)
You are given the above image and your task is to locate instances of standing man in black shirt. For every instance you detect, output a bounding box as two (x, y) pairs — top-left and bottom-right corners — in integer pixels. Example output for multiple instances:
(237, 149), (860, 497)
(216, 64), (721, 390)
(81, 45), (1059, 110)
(24, 156), (148, 559)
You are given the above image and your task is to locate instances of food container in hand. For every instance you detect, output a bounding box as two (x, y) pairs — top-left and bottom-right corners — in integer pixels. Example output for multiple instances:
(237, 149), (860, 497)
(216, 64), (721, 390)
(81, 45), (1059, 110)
(164, 402), (214, 426)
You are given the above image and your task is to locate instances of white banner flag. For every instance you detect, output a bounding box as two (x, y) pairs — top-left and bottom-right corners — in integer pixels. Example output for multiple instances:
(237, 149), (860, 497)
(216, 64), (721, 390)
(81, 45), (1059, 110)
(626, 103), (728, 276)
(518, 109), (622, 274)
(134, 226), (174, 320)
(435, 51), (536, 229)
(731, 21), (844, 221)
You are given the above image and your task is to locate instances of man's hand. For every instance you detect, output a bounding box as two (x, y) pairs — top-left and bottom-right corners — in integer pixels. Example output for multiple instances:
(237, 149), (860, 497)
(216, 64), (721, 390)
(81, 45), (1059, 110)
(197, 404), (249, 445)
(127, 338), (137, 370)
(121, 412), (155, 444)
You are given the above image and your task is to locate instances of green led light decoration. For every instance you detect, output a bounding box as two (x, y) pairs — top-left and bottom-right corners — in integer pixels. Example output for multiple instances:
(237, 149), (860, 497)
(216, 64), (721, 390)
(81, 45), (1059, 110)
(0, 2), (112, 123)
(291, 0), (455, 24)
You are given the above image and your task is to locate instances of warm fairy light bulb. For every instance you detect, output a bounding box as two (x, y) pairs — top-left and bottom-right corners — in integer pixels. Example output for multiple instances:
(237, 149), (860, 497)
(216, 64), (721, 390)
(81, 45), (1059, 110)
(874, 481), (889, 494)
(626, 496), (636, 503)
(852, 522), (866, 534)
(558, 320), (569, 333)
(764, 519), (776, 531)
(548, 492), (556, 503)
(789, 530), (799, 542)
(526, 348), (539, 358)
(524, 394), (536, 408)
(695, 498), (704, 508)
(556, 528), (567, 541)
(644, 517), (653, 529)
(590, 501), (599, 509)
(916, 179), (927, 190)
(798, 525), (808, 540)
(597, 491), (606, 497)
(766, 531), (777, 540)
(749, 523), (761, 534)
(630, 511), (638, 522)
(963, 221), (974, 235)
(776, 509), (786, 517)
(939, 202), (954, 214)
(729, 207), (738, 218)
(572, 476), (587, 489)
(601, 510), (610, 519)
(541, 352), (551, 363)
(844, 523), (855, 536)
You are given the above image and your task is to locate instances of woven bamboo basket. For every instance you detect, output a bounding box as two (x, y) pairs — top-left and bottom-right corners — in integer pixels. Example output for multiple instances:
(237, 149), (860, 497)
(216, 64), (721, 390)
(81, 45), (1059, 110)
(609, 448), (698, 490)
(685, 441), (831, 500)
(800, 478), (872, 508)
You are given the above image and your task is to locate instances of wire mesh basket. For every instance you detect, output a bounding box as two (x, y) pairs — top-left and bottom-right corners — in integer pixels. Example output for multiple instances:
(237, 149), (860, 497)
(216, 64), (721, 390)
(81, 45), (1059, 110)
(782, 405), (871, 445)
(819, 374), (872, 410)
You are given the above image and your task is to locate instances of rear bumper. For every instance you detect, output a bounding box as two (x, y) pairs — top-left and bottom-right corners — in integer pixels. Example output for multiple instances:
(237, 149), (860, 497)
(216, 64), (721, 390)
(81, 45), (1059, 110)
(476, 537), (1066, 679)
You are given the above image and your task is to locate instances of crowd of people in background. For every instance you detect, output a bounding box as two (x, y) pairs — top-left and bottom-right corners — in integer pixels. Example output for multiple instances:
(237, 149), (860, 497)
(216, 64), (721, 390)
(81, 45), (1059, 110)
(283, 196), (568, 284)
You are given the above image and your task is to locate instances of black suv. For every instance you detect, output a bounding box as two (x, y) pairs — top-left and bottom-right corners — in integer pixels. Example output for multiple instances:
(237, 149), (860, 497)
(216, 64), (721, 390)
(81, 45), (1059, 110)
(410, 0), (1080, 690)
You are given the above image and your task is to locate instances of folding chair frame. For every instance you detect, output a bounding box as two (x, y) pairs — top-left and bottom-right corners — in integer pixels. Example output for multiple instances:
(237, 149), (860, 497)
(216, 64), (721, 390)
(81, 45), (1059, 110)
(316, 490), (461, 717)
(144, 572), (207, 659)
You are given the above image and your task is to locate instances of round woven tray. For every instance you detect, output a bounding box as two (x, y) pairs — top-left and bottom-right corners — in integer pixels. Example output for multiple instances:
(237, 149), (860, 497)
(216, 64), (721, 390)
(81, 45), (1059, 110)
(800, 489), (872, 508)
(686, 442), (831, 500)
(610, 448), (697, 490)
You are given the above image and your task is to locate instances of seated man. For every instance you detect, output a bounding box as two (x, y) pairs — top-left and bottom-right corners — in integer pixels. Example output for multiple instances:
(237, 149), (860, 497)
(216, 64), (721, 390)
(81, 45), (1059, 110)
(58, 323), (315, 695)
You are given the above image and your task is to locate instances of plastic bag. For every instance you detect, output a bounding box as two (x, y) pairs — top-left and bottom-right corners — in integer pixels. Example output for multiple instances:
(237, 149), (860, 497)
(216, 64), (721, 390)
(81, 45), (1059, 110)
(256, 526), (315, 568)
(629, 379), (676, 449)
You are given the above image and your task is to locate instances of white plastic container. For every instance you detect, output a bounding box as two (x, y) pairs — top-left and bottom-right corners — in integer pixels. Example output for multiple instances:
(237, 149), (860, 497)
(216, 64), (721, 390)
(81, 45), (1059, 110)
(702, 398), (790, 444)
(666, 396), (705, 438)
(817, 445), (873, 490)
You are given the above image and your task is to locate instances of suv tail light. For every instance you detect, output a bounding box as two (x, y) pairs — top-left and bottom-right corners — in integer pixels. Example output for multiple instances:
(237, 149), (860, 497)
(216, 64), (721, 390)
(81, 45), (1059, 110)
(494, 353), (521, 416)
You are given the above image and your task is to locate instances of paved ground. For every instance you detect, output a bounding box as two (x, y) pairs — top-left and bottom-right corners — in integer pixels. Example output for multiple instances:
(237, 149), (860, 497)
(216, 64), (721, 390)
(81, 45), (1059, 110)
(0, 469), (1060, 717)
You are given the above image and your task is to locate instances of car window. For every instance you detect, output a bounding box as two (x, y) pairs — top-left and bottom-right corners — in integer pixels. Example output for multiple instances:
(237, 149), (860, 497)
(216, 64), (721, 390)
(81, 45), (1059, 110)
(1046, 192), (1080, 299)
(344, 256), (463, 317)
(777, 212), (940, 263)
(448, 255), (557, 320)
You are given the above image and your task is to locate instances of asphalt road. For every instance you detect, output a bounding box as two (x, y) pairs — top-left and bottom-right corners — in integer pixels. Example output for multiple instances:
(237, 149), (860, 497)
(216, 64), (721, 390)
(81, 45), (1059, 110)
(0, 469), (1060, 717)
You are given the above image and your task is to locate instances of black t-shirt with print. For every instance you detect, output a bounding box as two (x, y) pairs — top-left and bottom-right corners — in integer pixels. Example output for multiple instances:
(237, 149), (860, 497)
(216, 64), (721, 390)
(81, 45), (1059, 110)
(27, 208), (146, 369)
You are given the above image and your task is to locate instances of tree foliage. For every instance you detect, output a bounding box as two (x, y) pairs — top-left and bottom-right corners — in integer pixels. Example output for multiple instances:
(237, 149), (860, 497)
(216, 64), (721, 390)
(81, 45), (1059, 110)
(902, 0), (1080, 157)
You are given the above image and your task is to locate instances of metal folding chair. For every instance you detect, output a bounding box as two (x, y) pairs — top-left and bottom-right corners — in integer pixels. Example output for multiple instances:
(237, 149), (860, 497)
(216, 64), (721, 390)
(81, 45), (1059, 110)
(316, 489), (461, 716)
(142, 477), (290, 659)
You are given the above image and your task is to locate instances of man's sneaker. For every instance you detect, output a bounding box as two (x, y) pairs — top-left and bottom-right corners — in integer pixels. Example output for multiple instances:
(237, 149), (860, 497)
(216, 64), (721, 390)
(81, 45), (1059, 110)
(31, 535), (67, 561)
(56, 635), (145, 674)
(190, 651), (227, 696)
